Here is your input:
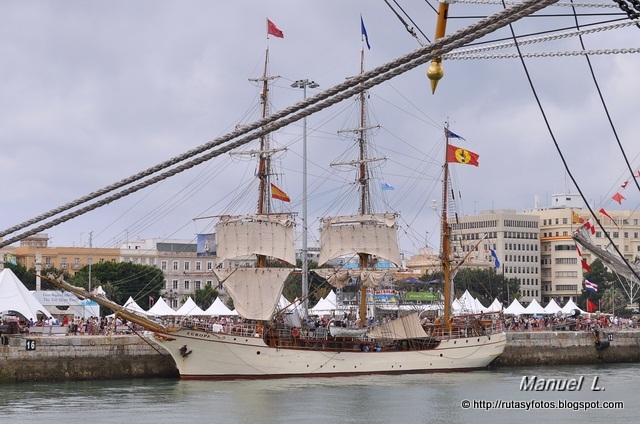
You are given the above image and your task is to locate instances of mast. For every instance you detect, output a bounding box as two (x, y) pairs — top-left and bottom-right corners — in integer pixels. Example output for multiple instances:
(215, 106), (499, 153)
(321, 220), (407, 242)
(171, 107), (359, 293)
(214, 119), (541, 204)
(357, 43), (370, 328)
(441, 123), (452, 330)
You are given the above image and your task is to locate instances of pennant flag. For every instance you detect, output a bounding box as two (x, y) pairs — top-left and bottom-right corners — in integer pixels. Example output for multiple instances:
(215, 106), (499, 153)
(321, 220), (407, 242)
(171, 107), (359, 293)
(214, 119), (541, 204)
(489, 248), (501, 268)
(599, 208), (619, 229)
(587, 298), (598, 313)
(446, 144), (479, 166)
(361, 15), (371, 50)
(585, 279), (598, 292)
(445, 128), (466, 141)
(575, 242), (582, 257)
(581, 259), (591, 273)
(381, 182), (395, 190)
(267, 19), (284, 38)
(621, 181), (629, 189)
(612, 192), (625, 204)
(572, 211), (584, 224)
(584, 219), (596, 235)
(270, 183), (291, 202)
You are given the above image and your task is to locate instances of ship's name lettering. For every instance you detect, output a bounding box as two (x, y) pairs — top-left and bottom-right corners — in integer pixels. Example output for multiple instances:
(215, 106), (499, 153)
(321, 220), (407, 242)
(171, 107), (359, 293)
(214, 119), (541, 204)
(186, 332), (211, 339)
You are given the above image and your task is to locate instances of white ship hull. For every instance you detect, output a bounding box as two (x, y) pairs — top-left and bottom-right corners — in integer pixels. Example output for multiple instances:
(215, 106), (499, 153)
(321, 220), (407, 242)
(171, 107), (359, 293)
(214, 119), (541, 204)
(151, 329), (507, 379)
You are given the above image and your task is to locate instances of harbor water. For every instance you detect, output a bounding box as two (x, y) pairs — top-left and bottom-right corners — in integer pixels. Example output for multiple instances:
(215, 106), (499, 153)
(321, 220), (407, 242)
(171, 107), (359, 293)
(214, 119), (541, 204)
(0, 363), (637, 424)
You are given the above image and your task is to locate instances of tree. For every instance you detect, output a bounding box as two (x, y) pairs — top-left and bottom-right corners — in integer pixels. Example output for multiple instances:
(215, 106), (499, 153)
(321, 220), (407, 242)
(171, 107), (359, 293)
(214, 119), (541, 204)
(68, 262), (164, 308)
(194, 282), (218, 310)
(450, 268), (520, 306)
(577, 259), (614, 312)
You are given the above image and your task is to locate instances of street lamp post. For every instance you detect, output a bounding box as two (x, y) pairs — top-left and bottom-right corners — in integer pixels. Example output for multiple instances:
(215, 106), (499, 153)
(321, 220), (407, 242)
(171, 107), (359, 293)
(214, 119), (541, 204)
(291, 79), (319, 316)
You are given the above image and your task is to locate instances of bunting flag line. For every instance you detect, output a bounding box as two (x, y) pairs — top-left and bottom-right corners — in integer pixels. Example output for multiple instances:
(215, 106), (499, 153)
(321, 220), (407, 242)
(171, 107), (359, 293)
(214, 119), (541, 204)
(489, 249), (501, 268)
(575, 242), (582, 257)
(381, 182), (395, 190)
(599, 208), (619, 229)
(445, 128), (466, 141)
(585, 279), (598, 292)
(360, 15), (371, 50)
(270, 183), (291, 202)
(621, 181), (629, 189)
(612, 192), (625, 204)
(267, 19), (284, 38)
(584, 219), (596, 235)
(581, 259), (591, 273)
(446, 144), (479, 166)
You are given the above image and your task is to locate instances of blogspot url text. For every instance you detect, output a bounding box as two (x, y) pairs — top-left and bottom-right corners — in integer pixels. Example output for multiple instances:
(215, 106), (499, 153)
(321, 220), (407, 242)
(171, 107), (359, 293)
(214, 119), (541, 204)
(460, 399), (624, 411)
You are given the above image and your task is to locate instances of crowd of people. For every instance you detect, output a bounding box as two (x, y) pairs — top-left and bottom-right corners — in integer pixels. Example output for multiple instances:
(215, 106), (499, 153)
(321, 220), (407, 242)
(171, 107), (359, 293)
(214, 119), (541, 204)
(503, 313), (638, 332)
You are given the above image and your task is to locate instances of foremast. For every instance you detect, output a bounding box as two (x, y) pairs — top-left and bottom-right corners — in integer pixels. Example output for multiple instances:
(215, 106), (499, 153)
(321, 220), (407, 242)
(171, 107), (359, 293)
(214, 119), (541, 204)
(441, 123), (453, 331)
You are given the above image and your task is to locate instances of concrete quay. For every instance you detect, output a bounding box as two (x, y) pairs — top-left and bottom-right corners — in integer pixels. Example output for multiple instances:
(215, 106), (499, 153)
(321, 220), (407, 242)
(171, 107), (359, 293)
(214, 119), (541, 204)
(1, 330), (638, 382)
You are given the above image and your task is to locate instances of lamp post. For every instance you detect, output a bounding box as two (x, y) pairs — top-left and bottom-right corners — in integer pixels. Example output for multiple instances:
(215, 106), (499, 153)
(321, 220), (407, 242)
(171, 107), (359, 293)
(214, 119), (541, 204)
(291, 79), (319, 316)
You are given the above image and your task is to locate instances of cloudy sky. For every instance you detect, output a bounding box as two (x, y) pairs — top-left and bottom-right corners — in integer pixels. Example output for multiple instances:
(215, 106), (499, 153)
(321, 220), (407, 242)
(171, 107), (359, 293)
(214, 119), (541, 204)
(1, 1), (639, 256)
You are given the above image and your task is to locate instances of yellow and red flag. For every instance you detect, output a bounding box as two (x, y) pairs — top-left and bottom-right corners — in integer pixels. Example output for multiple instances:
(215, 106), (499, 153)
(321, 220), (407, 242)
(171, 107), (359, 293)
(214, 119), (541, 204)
(446, 144), (479, 167)
(271, 183), (290, 202)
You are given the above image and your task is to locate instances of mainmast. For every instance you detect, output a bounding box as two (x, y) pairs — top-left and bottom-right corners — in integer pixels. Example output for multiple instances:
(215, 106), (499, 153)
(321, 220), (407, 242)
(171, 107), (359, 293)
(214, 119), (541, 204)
(441, 123), (452, 330)
(357, 45), (370, 327)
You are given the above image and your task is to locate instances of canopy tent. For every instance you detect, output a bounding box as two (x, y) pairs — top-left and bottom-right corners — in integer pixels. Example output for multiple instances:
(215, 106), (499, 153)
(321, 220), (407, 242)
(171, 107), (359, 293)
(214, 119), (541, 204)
(277, 295), (303, 327)
(176, 297), (206, 316)
(309, 295), (337, 316)
(456, 290), (485, 313)
(0, 268), (52, 321)
(123, 296), (150, 315)
(204, 297), (237, 316)
(524, 298), (545, 315)
(32, 290), (99, 319)
(147, 297), (179, 316)
(486, 298), (503, 312)
(504, 298), (527, 315)
(543, 299), (562, 315)
(561, 299), (588, 315)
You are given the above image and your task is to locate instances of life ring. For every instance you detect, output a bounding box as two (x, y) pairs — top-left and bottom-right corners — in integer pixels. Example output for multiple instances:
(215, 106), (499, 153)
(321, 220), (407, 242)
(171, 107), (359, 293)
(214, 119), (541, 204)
(291, 327), (300, 338)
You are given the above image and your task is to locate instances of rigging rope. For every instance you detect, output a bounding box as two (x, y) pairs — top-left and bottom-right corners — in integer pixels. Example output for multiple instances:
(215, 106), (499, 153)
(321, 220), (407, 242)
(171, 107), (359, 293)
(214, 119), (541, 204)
(0, 0), (560, 248)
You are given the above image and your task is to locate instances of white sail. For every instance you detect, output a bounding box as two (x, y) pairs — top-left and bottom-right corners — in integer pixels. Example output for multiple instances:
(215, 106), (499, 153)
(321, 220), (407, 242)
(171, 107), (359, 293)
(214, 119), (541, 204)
(216, 214), (296, 266)
(318, 213), (401, 266)
(215, 268), (292, 321)
(367, 312), (429, 340)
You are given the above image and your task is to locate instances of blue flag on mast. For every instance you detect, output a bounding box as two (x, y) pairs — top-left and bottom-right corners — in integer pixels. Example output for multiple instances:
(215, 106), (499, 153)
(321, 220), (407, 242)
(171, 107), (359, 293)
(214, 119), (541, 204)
(361, 15), (371, 50)
(445, 128), (466, 141)
(490, 249), (501, 268)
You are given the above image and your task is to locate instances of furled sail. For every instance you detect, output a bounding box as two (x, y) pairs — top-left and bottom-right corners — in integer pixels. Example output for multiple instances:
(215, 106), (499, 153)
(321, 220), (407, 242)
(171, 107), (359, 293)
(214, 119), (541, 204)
(216, 214), (296, 266)
(215, 268), (292, 321)
(573, 226), (640, 281)
(367, 312), (429, 340)
(313, 269), (395, 288)
(318, 213), (401, 266)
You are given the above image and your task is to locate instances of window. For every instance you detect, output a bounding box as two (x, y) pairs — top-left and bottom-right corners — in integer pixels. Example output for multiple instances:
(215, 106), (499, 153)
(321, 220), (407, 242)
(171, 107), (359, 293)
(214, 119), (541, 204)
(184, 261), (190, 271)
(207, 261), (213, 270)
(196, 261), (202, 271)
(161, 261), (168, 271)
(173, 261), (179, 271)
(613, 232), (619, 238)
(74, 258), (80, 267)
(555, 258), (577, 265)
(562, 218), (568, 224)
(195, 280), (201, 290)
(172, 280), (179, 290)
(61, 257), (67, 269)
(184, 280), (190, 290)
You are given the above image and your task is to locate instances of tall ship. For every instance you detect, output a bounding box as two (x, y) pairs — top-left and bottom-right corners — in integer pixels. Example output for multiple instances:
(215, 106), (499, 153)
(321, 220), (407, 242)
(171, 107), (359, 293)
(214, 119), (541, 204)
(43, 18), (506, 379)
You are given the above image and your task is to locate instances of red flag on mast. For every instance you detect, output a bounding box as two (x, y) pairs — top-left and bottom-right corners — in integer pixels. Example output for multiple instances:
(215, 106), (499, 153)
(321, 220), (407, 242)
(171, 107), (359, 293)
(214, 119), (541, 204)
(587, 298), (597, 313)
(267, 19), (284, 38)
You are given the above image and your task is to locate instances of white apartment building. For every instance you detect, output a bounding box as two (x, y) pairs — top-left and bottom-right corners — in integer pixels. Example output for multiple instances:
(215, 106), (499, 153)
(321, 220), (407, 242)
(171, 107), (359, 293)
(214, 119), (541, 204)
(449, 210), (541, 304)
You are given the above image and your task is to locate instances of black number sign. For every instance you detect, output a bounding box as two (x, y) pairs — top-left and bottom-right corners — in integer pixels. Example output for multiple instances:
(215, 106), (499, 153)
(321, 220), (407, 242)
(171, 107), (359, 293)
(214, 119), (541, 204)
(25, 339), (36, 351)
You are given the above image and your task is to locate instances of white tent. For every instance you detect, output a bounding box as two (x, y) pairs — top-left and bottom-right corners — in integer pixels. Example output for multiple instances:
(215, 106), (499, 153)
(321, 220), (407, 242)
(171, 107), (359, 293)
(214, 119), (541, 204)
(309, 295), (336, 315)
(0, 268), (52, 321)
(561, 299), (588, 315)
(543, 299), (562, 315)
(504, 298), (527, 315)
(457, 290), (485, 313)
(325, 290), (337, 306)
(123, 296), (149, 315)
(204, 297), (237, 316)
(524, 298), (545, 315)
(147, 297), (179, 316)
(486, 298), (503, 312)
(176, 297), (206, 316)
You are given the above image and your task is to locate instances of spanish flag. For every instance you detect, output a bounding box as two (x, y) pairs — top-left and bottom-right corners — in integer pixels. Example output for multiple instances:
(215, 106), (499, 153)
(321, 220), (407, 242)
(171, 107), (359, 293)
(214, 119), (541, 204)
(271, 183), (290, 202)
(446, 144), (479, 167)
